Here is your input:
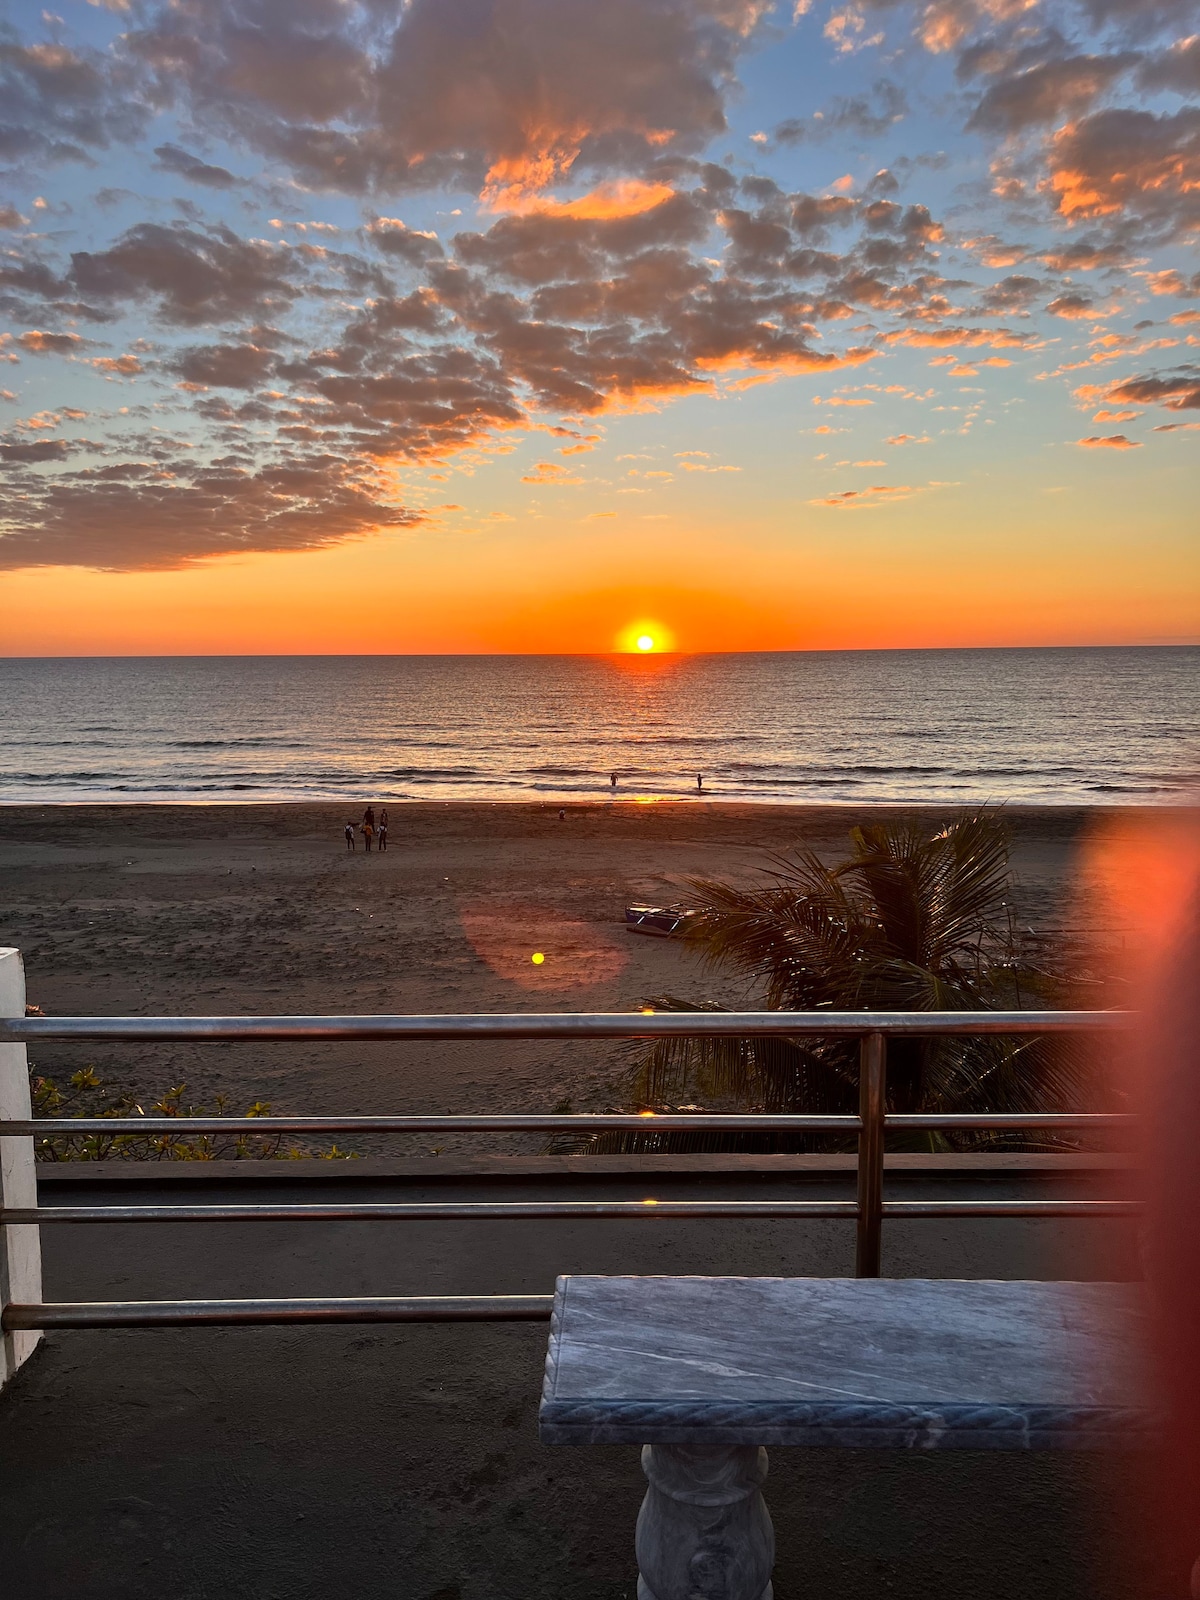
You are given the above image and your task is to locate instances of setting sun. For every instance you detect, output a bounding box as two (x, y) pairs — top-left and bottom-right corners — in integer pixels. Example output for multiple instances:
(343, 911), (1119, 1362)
(616, 619), (675, 653)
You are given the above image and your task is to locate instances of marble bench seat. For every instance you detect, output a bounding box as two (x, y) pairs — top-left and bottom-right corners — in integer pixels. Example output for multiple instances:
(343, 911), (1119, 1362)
(539, 1276), (1149, 1600)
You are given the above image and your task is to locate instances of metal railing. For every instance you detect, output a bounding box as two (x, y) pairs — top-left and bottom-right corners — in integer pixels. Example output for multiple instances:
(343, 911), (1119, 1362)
(0, 1009), (1137, 1331)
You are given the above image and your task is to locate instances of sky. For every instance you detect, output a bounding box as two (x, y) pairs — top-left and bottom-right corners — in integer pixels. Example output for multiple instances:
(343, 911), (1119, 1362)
(0, 0), (1196, 654)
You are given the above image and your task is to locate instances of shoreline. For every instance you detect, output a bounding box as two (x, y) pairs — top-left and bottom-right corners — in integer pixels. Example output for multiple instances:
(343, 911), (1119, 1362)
(0, 797), (1159, 813)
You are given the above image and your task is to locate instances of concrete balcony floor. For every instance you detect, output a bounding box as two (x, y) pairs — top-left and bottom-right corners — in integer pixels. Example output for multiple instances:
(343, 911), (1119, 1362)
(0, 1156), (1168, 1600)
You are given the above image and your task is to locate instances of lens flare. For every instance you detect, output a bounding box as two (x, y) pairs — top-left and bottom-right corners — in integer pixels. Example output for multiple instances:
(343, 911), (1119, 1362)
(531, 951), (545, 965)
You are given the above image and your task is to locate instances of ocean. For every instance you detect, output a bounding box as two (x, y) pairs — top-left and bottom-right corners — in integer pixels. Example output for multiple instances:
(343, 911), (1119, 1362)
(0, 648), (1196, 806)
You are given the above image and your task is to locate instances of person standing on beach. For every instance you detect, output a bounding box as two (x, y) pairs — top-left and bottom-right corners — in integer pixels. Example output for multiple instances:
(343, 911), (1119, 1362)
(610, 772), (617, 790)
(697, 773), (703, 793)
(344, 823), (355, 852)
(378, 818), (388, 852)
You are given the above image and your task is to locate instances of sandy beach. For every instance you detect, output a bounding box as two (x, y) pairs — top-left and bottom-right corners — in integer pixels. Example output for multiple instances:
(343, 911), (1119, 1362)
(0, 802), (1120, 1149)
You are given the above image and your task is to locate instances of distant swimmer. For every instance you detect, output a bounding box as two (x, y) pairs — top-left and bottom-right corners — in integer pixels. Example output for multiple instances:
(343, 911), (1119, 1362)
(697, 773), (703, 793)
(344, 823), (355, 852)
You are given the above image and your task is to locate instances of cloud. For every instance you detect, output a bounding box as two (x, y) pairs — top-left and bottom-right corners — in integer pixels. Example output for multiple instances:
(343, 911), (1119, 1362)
(885, 325), (1036, 349)
(69, 222), (305, 326)
(129, 0), (770, 197)
(173, 341), (277, 389)
(774, 79), (906, 143)
(521, 460), (585, 485)
(16, 329), (84, 354)
(1077, 432), (1140, 447)
(1135, 35), (1200, 95)
(0, 34), (148, 166)
(977, 273), (1042, 313)
(1140, 268), (1200, 298)
(0, 448), (422, 570)
(1101, 369), (1200, 410)
(968, 55), (1136, 135)
(0, 437), (73, 463)
(152, 143), (237, 189)
(1047, 108), (1200, 238)
(812, 482), (917, 507)
(91, 353), (143, 374)
(0, 1), (1185, 576)
(1046, 292), (1104, 319)
(365, 218), (444, 265)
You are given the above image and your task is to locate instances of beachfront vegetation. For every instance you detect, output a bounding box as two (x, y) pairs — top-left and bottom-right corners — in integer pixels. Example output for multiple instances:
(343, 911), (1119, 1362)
(29, 1066), (355, 1161)
(588, 810), (1104, 1152)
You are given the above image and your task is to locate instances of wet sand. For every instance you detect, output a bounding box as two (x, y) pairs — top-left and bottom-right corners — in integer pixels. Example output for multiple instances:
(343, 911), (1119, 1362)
(0, 802), (1114, 1147)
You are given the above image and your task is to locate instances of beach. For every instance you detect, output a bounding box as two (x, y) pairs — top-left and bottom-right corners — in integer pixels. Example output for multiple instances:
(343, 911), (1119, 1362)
(0, 801), (1121, 1150)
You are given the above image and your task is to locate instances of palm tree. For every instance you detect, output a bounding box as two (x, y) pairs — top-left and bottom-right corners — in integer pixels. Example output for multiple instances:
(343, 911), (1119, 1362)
(586, 810), (1099, 1152)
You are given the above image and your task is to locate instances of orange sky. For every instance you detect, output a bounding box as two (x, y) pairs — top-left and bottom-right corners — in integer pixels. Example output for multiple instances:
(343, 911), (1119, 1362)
(3, 485), (1195, 654)
(2, 0), (1198, 654)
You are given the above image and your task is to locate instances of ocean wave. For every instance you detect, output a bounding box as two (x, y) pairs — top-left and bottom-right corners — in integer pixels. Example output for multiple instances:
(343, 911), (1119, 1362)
(0, 649), (1194, 806)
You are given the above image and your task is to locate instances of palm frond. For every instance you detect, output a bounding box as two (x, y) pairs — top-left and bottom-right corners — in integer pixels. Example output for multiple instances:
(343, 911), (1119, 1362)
(578, 807), (1103, 1155)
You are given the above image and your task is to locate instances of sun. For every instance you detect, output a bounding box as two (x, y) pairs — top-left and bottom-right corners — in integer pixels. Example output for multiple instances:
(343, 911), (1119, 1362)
(616, 618), (674, 652)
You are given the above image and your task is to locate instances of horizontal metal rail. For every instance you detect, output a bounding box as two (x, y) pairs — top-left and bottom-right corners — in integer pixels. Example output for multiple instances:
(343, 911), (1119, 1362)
(4, 1111), (1135, 1136)
(3, 1198), (1143, 1225)
(2, 1200), (860, 1224)
(1, 1295), (555, 1330)
(885, 1113), (1134, 1132)
(1, 1112), (863, 1136)
(0, 1006), (1140, 1330)
(0, 1008), (1131, 1043)
(881, 1200), (1141, 1218)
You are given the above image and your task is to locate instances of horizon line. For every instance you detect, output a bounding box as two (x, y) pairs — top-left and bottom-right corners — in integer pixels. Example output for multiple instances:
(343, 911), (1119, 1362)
(1, 641), (1197, 662)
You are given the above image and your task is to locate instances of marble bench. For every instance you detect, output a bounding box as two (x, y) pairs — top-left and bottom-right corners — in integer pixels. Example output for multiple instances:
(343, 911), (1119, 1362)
(539, 1275), (1149, 1600)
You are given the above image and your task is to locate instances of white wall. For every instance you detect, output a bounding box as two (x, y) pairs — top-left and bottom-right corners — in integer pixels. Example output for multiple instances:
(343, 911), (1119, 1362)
(0, 949), (42, 1383)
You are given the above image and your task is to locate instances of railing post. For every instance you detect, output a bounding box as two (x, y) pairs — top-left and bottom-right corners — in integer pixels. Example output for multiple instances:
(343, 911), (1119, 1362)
(0, 949), (42, 1383)
(855, 1031), (886, 1278)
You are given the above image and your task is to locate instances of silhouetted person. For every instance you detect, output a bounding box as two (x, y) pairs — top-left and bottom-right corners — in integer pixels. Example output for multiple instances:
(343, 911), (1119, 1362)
(344, 824), (355, 852)
(610, 772), (617, 790)
(378, 820), (388, 852)
(697, 773), (703, 793)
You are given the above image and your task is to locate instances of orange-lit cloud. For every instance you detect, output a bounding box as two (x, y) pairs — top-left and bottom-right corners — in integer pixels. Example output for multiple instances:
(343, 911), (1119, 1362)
(485, 177), (677, 219)
(521, 461), (587, 486)
(1077, 433), (1141, 448)
(812, 483), (918, 507)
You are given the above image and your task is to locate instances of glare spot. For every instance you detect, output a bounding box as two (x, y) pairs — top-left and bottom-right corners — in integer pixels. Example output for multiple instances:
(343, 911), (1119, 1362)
(531, 951), (545, 965)
(636, 634), (655, 651)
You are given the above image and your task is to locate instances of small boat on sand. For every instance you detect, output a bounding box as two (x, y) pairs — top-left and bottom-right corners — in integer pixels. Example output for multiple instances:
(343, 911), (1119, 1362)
(624, 905), (693, 938)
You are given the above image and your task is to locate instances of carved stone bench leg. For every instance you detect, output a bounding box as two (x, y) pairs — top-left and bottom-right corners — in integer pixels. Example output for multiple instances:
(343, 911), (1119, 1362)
(635, 1443), (774, 1600)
